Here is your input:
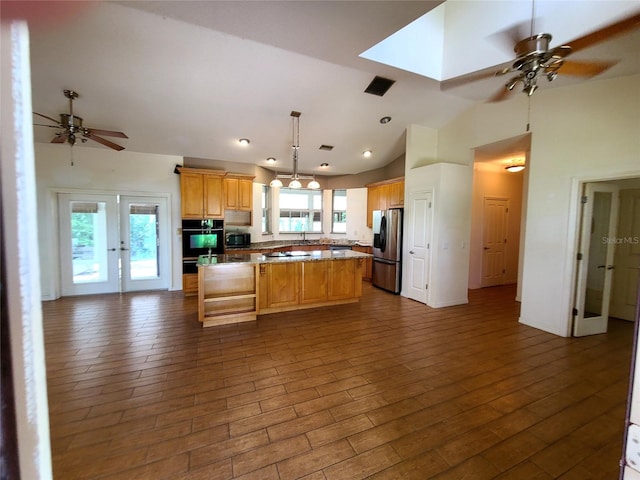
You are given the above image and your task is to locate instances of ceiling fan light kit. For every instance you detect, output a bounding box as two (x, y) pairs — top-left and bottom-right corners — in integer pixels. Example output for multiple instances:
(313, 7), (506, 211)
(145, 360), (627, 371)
(33, 89), (128, 152)
(269, 111), (319, 189)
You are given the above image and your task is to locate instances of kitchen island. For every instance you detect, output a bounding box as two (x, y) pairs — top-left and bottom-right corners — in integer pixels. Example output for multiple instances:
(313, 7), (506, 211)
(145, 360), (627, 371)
(197, 250), (370, 327)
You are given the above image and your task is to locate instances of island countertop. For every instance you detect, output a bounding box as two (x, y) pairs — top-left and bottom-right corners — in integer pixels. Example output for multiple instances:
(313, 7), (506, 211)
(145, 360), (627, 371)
(198, 249), (371, 266)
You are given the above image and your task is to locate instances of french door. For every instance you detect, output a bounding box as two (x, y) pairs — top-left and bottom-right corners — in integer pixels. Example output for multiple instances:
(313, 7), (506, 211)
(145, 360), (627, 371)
(58, 193), (170, 296)
(573, 183), (620, 336)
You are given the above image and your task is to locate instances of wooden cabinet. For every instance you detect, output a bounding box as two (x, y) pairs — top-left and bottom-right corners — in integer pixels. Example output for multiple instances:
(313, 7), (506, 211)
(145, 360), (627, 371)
(259, 257), (363, 314)
(300, 261), (328, 304)
(389, 181), (404, 208)
(328, 259), (361, 300)
(366, 178), (404, 227)
(259, 262), (300, 310)
(351, 245), (372, 281)
(179, 167), (225, 219)
(199, 263), (258, 326)
(224, 175), (254, 211)
(183, 273), (199, 295)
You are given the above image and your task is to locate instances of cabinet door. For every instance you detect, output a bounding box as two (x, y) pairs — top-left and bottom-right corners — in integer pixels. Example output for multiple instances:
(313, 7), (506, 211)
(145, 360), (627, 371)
(181, 172), (204, 218)
(390, 181), (404, 207)
(328, 259), (359, 300)
(238, 179), (253, 210)
(267, 262), (299, 307)
(224, 177), (239, 209)
(204, 174), (224, 218)
(378, 184), (390, 211)
(300, 261), (328, 304)
(367, 186), (379, 228)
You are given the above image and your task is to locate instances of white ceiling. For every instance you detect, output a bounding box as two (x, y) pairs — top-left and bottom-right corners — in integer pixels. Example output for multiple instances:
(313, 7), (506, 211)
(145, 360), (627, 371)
(25, 0), (640, 176)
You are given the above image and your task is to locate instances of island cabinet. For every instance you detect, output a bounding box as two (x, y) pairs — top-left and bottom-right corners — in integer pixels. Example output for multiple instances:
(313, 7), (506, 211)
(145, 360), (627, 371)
(198, 262), (258, 327)
(179, 167), (225, 219)
(259, 257), (363, 315)
(259, 262), (300, 309)
(351, 245), (373, 281)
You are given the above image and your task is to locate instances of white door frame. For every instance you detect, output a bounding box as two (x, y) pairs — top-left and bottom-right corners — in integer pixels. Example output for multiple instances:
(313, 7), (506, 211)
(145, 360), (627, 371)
(566, 172), (640, 337)
(572, 183), (620, 336)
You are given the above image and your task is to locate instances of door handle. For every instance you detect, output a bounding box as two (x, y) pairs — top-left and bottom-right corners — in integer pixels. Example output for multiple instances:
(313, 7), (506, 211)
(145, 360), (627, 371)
(107, 248), (117, 251)
(409, 250), (414, 254)
(597, 265), (605, 269)
(483, 247), (490, 250)
(607, 265), (615, 270)
(120, 247), (129, 251)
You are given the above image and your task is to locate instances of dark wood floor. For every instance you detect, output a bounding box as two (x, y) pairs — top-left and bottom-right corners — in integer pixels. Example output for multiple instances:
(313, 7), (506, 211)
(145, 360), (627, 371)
(43, 283), (634, 479)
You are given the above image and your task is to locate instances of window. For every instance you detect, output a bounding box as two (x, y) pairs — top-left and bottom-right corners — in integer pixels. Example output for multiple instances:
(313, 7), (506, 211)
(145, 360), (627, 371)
(332, 189), (347, 233)
(261, 185), (271, 234)
(278, 188), (322, 233)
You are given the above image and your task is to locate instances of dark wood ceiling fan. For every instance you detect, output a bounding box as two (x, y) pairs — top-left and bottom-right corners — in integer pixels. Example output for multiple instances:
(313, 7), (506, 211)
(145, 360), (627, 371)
(33, 89), (128, 150)
(441, 9), (640, 102)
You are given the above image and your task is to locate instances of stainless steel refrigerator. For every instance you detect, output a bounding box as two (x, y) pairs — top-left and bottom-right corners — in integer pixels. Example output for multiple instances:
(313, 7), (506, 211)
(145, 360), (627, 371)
(372, 208), (403, 293)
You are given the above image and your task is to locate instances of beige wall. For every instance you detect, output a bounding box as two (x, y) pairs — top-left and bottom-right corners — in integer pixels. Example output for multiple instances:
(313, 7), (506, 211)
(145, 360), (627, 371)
(468, 162), (524, 289)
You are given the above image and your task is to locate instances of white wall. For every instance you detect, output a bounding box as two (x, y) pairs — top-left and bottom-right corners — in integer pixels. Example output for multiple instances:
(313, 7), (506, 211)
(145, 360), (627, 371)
(34, 143), (183, 299)
(402, 161), (472, 308)
(436, 74), (640, 336)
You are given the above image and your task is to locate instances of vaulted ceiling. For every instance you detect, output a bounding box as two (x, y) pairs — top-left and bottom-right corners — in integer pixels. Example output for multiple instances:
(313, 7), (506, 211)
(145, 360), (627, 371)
(22, 0), (640, 176)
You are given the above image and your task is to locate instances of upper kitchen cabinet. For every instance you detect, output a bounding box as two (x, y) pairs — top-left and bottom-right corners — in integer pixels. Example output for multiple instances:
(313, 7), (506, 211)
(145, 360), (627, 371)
(178, 167), (225, 219)
(224, 174), (254, 226)
(366, 177), (404, 227)
(224, 175), (254, 211)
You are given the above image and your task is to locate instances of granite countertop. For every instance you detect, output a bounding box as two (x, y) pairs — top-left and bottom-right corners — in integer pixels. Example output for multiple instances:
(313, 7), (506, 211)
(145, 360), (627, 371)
(198, 249), (371, 266)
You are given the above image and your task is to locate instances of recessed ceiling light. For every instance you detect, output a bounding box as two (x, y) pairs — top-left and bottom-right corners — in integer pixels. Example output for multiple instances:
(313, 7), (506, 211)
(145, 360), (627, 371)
(238, 138), (250, 146)
(363, 150), (373, 158)
(266, 157), (276, 164)
(320, 163), (329, 168)
(380, 116), (392, 124)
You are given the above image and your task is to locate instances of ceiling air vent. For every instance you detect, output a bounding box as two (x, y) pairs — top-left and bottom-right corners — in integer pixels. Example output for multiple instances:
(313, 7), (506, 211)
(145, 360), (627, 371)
(364, 76), (395, 97)
(319, 145), (334, 151)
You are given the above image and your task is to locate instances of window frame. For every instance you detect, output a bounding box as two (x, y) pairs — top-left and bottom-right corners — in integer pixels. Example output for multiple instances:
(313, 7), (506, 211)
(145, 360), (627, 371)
(277, 187), (323, 233)
(331, 189), (347, 234)
(261, 185), (271, 234)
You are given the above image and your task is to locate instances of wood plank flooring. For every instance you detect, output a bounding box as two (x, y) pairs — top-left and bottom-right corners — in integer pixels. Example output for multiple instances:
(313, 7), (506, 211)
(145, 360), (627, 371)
(43, 283), (634, 479)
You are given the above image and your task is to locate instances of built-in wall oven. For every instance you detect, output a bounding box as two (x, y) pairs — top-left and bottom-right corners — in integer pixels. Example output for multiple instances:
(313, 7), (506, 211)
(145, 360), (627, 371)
(182, 219), (224, 274)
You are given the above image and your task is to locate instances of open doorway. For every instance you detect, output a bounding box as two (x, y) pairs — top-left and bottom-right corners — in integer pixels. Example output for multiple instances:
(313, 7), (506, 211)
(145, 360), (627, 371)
(469, 134), (529, 295)
(572, 177), (640, 336)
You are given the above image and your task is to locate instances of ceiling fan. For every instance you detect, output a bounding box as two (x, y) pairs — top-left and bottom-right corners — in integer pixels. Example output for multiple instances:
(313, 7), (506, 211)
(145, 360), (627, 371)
(33, 90), (128, 150)
(442, 10), (640, 102)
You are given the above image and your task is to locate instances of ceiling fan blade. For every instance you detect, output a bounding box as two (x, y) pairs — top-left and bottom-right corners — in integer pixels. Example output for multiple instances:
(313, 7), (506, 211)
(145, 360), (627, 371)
(566, 11), (640, 54)
(33, 111), (61, 125)
(51, 133), (68, 144)
(441, 63), (510, 91)
(487, 86), (513, 103)
(86, 133), (125, 151)
(85, 128), (128, 139)
(558, 59), (618, 78)
(34, 123), (63, 129)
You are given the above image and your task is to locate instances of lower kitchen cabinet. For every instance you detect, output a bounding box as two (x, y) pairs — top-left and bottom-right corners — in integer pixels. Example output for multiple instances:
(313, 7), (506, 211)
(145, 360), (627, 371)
(183, 274), (199, 295)
(351, 245), (373, 281)
(259, 262), (300, 310)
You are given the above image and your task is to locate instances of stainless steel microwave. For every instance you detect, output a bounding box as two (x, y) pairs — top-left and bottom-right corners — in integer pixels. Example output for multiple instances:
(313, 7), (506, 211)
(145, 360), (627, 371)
(226, 232), (251, 248)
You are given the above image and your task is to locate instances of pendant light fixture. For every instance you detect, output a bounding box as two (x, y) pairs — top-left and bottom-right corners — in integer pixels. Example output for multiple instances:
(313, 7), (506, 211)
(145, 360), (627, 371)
(269, 111), (320, 189)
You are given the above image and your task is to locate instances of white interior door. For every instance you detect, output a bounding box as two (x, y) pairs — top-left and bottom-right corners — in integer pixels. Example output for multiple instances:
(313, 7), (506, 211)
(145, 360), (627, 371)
(120, 196), (170, 292)
(59, 193), (120, 295)
(59, 193), (170, 295)
(481, 197), (508, 287)
(405, 191), (432, 303)
(573, 183), (620, 336)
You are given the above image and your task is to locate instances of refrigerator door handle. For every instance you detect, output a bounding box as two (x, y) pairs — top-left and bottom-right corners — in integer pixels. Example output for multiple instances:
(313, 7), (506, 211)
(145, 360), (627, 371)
(380, 215), (387, 252)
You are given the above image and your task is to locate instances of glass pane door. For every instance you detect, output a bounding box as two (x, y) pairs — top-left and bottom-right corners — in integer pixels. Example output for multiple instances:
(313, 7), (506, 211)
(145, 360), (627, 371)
(120, 196), (169, 292)
(59, 194), (120, 295)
